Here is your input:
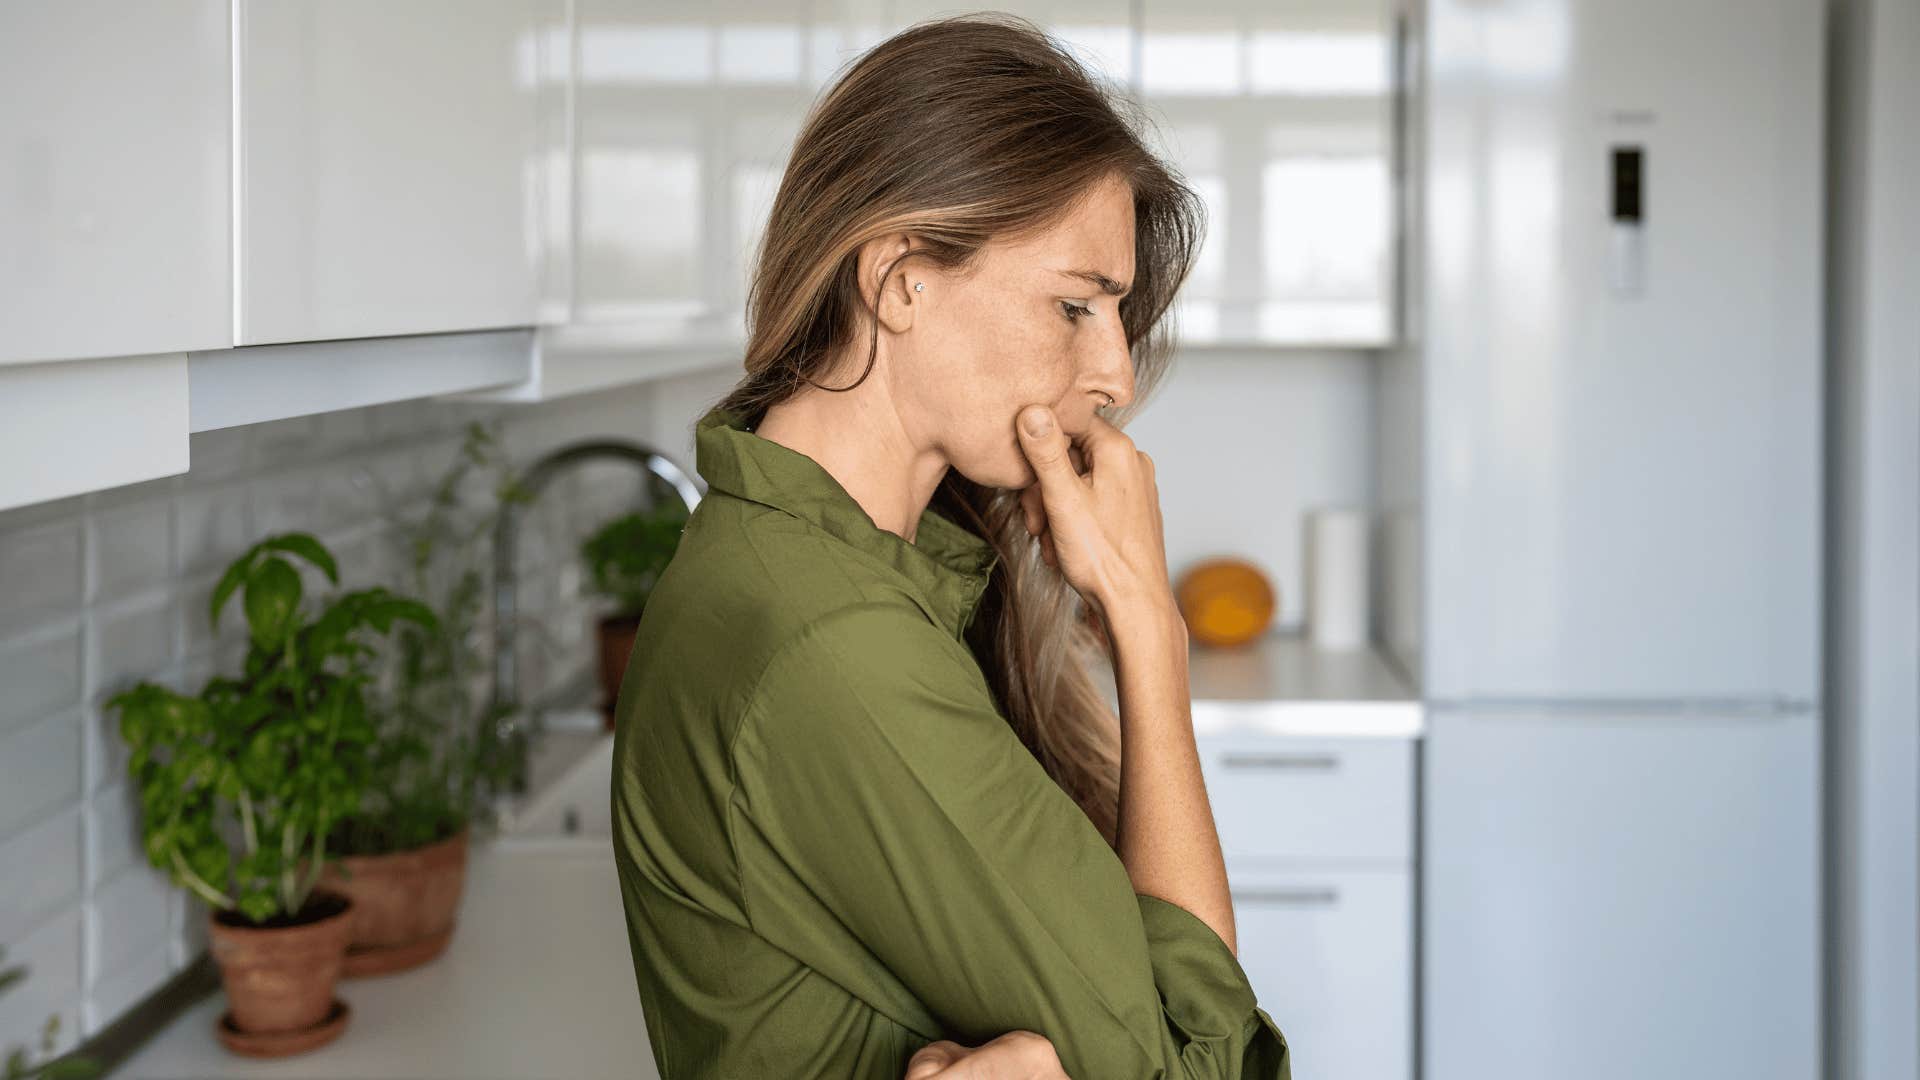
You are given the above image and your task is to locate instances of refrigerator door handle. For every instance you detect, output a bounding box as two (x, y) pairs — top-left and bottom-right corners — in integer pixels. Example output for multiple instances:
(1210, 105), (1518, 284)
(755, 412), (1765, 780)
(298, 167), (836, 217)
(1218, 751), (1342, 772)
(1231, 886), (1342, 908)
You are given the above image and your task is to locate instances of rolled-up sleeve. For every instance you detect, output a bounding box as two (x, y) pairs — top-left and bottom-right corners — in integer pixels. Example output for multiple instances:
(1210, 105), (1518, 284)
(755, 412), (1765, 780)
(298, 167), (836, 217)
(726, 601), (1291, 1079)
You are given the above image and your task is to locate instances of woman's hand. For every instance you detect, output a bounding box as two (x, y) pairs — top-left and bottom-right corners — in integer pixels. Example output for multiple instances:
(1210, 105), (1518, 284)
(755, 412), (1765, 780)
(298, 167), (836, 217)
(1014, 403), (1172, 617)
(902, 1030), (1071, 1079)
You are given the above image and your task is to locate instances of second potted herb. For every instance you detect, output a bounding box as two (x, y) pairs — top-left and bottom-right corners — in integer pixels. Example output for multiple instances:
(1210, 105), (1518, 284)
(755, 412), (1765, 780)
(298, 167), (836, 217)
(314, 421), (522, 976)
(579, 498), (688, 730)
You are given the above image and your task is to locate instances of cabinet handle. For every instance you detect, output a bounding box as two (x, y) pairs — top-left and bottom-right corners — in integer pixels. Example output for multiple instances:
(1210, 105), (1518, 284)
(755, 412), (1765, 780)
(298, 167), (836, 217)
(1232, 886), (1341, 907)
(1218, 752), (1340, 772)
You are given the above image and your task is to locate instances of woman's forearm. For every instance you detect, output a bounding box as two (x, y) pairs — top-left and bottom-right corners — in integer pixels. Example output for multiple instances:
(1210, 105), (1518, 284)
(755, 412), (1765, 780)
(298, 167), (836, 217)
(1105, 597), (1237, 955)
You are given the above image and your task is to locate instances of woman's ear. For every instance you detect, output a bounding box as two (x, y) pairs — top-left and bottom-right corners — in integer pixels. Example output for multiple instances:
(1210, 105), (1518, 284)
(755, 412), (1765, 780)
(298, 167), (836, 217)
(859, 231), (922, 334)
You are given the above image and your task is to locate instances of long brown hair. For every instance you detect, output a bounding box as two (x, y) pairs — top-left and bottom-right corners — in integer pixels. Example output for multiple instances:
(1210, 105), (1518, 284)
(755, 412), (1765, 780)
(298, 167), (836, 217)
(710, 12), (1204, 850)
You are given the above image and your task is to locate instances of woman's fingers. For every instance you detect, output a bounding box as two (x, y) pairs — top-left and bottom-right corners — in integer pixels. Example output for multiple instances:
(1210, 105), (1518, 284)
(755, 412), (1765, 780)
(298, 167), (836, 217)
(1014, 405), (1089, 521)
(1020, 481), (1045, 537)
(902, 1031), (1070, 1079)
(903, 1040), (968, 1079)
(1012, 404), (1168, 610)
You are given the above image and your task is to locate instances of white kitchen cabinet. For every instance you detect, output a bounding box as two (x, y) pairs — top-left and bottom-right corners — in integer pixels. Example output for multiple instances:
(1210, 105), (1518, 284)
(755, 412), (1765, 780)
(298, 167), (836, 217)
(0, 1), (230, 366)
(1195, 724), (1415, 1079)
(883, 0), (1400, 347)
(889, 1), (1136, 88)
(237, 0), (566, 345)
(0, 355), (189, 514)
(453, 0), (893, 403)
(1199, 734), (1413, 862)
(1137, 0), (1397, 345)
(1231, 862), (1413, 1080)
(1191, 724), (1415, 1080)
(569, 0), (887, 341)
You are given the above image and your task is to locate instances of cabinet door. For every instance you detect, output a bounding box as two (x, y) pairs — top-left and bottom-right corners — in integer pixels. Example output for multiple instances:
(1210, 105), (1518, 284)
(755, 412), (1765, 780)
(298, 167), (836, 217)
(238, 0), (563, 345)
(1137, 0), (1395, 345)
(1231, 863), (1413, 1080)
(573, 0), (886, 343)
(0, 1), (229, 365)
(889, 1), (1136, 88)
(1198, 734), (1413, 861)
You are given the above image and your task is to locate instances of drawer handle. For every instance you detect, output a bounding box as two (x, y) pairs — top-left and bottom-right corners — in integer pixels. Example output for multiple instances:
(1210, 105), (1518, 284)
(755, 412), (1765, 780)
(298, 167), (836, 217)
(1233, 886), (1341, 907)
(1218, 752), (1340, 772)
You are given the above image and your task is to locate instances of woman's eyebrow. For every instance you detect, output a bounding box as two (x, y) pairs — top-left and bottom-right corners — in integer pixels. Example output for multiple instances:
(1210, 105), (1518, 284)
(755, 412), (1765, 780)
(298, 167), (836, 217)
(1053, 267), (1131, 296)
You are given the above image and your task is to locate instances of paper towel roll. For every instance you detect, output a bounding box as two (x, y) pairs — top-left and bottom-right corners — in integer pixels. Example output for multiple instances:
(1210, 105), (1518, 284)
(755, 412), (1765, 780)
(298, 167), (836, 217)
(1307, 507), (1370, 648)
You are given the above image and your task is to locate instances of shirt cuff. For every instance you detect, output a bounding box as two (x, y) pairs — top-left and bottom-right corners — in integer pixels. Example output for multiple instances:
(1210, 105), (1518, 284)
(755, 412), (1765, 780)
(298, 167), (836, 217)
(1133, 892), (1262, 1041)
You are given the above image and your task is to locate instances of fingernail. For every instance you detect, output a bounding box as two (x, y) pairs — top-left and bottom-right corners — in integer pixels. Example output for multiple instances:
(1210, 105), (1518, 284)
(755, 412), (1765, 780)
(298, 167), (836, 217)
(1021, 406), (1052, 437)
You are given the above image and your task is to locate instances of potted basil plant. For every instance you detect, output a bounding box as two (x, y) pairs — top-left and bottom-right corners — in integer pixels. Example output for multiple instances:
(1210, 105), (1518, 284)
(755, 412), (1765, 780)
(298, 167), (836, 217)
(105, 534), (436, 1057)
(579, 496), (689, 730)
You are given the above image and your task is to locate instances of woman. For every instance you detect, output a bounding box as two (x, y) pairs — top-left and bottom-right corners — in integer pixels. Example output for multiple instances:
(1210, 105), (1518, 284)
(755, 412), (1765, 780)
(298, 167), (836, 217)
(609, 13), (1291, 1079)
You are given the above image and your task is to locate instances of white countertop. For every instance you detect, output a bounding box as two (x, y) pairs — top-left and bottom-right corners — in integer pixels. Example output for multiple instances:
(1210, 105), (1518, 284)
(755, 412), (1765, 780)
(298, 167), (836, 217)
(1095, 628), (1425, 738)
(112, 833), (657, 1080)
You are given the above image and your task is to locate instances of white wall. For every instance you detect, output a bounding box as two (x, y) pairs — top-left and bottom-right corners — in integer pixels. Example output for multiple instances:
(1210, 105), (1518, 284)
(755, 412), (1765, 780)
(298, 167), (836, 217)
(1824, 0), (1919, 1077)
(1122, 349), (1378, 631)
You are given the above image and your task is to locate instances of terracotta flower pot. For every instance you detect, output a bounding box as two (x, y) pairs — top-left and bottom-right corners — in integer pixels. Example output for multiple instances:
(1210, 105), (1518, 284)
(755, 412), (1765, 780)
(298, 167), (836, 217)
(319, 825), (471, 977)
(597, 610), (641, 730)
(207, 890), (353, 1043)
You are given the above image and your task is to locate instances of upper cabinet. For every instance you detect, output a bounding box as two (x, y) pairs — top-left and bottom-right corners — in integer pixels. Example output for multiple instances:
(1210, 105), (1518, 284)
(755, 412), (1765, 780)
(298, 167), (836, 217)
(892, 1), (1137, 87)
(236, 0), (568, 345)
(888, 0), (1399, 348)
(567, 0), (888, 346)
(1137, 0), (1397, 346)
(0, 1), (231, 367)
(1, 0), (1402, 498)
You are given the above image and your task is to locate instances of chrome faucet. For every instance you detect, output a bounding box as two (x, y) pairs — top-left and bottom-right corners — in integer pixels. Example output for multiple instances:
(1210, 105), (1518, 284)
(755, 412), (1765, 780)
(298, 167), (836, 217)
(487, 438), (701, 793)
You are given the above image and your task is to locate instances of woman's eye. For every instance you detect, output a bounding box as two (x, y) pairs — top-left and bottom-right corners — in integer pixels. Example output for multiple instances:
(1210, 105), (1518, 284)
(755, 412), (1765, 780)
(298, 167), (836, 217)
(1060, 301), (1093, 323)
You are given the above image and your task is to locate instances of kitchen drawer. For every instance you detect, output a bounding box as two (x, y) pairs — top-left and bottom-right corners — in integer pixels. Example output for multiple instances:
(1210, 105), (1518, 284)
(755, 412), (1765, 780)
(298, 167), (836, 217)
(1198, 735), (1412, 861)
(1230, 863), (1413, 1080)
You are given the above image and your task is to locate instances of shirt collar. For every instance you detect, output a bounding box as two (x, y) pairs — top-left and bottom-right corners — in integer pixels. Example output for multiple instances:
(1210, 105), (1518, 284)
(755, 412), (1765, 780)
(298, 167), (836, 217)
(694, 404), (1001, 639)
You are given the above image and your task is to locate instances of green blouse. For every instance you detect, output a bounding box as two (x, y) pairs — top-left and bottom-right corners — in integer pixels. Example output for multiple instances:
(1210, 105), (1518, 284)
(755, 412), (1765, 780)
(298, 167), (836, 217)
(609, 404), (1292, 1079)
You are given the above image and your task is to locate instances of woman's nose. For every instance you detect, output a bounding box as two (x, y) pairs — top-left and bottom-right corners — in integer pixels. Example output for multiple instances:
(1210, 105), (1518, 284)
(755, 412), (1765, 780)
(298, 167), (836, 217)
(1086, 333), (1135, 412)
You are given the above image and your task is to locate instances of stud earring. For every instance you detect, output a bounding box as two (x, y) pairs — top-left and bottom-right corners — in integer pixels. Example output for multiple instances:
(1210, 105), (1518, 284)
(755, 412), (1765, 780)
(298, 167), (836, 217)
(913, 281), (924, 292)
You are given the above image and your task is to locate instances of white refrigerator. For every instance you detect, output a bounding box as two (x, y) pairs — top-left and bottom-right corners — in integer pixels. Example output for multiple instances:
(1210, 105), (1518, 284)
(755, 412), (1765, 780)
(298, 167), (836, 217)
(1412, 1), (1825, 1078)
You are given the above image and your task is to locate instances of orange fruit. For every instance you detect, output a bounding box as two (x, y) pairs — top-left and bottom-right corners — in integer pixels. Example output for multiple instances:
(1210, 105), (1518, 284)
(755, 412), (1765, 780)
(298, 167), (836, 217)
(1174, 558), (1276, 648)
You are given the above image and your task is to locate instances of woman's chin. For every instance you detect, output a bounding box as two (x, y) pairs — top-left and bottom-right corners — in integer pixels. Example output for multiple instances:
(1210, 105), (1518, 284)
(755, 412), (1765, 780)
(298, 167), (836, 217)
(977, 456), (1038, 494)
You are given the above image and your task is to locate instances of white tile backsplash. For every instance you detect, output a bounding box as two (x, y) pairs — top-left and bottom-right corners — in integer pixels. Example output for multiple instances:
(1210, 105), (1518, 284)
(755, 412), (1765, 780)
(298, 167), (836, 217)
(0, 626), (83, 732)
(0, 375), (674, 1053)
(90, 499), (174, 601)
(0, 711), (83, 837)
(0, 520), (83, 638)
(81, 944), (168, 1037)
(90, 597), (177, 707)
(87, 865), (171, 982)
(85, 784), (140, 886)
(0, 808), (83, 943)
(0, 909), (82, 1059)
(171, 482), (251, 579)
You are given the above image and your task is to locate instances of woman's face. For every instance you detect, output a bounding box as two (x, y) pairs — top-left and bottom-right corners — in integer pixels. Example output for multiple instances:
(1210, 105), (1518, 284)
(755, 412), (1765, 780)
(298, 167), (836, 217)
(888, 172), (1139, 492)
